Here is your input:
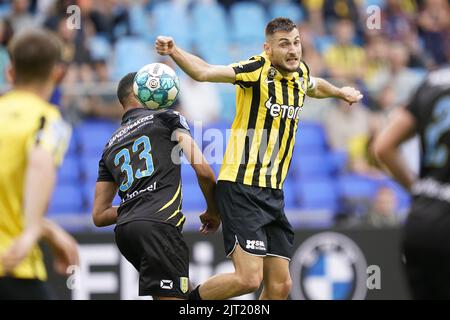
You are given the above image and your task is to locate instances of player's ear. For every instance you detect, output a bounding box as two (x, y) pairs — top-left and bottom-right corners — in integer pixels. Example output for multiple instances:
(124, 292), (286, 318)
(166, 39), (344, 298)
(264, 42), (271, 56)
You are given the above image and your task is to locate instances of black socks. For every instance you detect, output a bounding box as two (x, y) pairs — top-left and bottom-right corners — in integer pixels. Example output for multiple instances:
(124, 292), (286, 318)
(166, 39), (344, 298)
(188, 285), (202, 300)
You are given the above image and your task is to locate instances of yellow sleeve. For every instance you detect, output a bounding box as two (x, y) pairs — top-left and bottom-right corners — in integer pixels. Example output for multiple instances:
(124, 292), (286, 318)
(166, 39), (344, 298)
(229, 56), (265, 87)
(26, 110), (72, 167)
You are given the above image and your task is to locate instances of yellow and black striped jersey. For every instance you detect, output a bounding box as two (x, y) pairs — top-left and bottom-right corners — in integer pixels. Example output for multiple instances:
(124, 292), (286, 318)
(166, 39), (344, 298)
(0, 90), (71, 280)
(218, 52), (313, 189)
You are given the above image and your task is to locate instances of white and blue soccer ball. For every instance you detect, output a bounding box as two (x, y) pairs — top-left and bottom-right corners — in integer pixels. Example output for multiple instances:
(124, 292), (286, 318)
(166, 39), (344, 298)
(133, 63), (180, 110)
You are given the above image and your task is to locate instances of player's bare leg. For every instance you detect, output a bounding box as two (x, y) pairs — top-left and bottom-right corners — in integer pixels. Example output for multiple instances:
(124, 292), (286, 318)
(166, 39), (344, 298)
(197, 245), (263, 300)
(259, 256), (291, 300)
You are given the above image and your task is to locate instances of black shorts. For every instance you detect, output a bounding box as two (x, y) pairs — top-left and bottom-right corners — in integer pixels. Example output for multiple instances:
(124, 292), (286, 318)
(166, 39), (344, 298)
(115, 220), (189, 299)
(0, 277), (54, 300)
(402, 197), (450, 299)
(216, 181), (294, 260)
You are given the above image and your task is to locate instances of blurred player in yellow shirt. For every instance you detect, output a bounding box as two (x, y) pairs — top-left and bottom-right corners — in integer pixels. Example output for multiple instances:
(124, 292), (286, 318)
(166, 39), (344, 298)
(0, 29), (79, 299)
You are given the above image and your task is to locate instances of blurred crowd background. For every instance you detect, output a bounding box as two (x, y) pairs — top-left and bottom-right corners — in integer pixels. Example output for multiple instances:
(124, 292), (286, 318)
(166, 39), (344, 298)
(0, 0), (448, 230)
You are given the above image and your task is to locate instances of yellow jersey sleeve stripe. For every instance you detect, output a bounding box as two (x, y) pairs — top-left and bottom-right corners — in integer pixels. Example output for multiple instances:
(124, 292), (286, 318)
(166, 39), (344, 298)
(232, 56), (265, 87)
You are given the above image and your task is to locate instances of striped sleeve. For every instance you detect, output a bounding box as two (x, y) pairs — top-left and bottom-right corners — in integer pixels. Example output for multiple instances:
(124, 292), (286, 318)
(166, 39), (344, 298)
(28, 110), (72, 167)
(229, 56), (265, 88)
(301, 61), (316, 90)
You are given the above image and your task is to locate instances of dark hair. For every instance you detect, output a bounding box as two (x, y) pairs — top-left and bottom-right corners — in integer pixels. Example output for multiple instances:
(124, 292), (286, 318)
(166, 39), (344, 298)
(265, 17), (297, 37)
(8, 29), (62, 84)
(117, 72), (137, 106)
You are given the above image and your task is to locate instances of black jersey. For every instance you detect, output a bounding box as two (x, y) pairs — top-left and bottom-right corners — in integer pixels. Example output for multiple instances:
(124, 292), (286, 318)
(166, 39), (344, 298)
(407, 67), (450, 183)
(97, 108), (190, 227)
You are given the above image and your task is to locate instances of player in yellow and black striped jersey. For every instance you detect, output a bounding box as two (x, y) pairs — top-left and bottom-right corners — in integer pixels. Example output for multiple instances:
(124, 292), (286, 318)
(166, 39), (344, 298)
(156, 17), (363, 300)
(0, 29), (79, 300)
(222, 53), (313, 189)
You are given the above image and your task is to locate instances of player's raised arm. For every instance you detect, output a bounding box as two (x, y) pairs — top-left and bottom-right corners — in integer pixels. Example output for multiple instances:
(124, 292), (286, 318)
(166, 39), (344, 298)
(155, 35), (235, 83)
(175, 129), (220, 234)
(307, 77), (363, 105)
(92, 182), (119, 227)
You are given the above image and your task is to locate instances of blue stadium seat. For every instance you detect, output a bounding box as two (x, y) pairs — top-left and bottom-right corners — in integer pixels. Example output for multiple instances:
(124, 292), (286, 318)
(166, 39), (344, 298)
(329, 150), (348, 175)
(48, 184), (83, 214)
(182, 181), (204, 211)
(58, 156), (80, 183)
(75, 119), (118, 155)
(112, 37), (154, 80)
(88, 35), (112, 62)
(181, 163), (197, 183)
(152, 2), (192, 50)
(291, 152), (334, 178)
(283, 176), (298, 209)
(192, 2), (229, 49)
(295, 122), (328, 153)
(338, 174), (380, 199)
(296, 178), (339, 212)
(218, 85), (236, 122)
(314, 35), (336, 54)
(80, 154), (100, 181)
(66, 131), (79, 156)
(230, 2), (267, 44)
(198, 43), (231, 66)
(269, 2), (304, 22)
(129, 4), (151, 37)
(233, 42), (264, 61)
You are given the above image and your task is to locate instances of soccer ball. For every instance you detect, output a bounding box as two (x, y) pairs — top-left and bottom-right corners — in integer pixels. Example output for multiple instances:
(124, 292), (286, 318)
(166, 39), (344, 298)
(133, 63), (180, 109)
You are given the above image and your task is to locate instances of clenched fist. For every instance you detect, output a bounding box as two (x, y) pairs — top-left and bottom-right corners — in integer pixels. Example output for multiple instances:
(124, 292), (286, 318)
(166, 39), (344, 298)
(155, 36), (176, 56)
(340, 86), (363, 105)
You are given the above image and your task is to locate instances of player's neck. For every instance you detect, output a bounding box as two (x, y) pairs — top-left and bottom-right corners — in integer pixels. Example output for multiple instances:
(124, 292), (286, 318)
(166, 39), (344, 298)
(14, 82), (54, 101)
(123, 105), (144, 114)
(279, 70), (295, 77)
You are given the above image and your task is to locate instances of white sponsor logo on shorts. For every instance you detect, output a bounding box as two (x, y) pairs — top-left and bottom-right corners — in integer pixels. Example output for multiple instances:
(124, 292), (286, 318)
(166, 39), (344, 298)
(246, 240), (266, 251)
(160, 280), (173, 290)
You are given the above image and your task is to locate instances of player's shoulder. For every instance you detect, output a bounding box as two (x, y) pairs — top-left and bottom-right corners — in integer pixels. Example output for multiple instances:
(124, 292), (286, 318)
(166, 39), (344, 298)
(0, 90), (63, 120)
(232, 53), (267, 69)
(157, 109), (190, 131)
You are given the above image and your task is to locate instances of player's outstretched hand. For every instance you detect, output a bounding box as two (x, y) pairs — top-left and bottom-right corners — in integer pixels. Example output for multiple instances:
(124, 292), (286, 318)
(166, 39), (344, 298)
(199, 210), (221, 235)
(155, 36), (175, 56)
(340, 86), (363, 105)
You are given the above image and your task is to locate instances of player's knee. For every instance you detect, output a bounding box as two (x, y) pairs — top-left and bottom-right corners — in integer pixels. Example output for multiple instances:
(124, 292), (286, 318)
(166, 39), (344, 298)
(266, 278), (292, 299)
(237, 273), (262, 293)
(278, 278), (292, 297)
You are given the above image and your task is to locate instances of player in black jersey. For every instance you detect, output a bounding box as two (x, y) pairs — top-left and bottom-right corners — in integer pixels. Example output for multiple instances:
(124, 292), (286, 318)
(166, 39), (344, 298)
(92, 72), (221, 300)
(375, 67), (450, 299)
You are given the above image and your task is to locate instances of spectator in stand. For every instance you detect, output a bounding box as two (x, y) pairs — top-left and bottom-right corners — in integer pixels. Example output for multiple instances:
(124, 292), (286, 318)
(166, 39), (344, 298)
(324, 19), (366, 82)
(364, 185), (400, 227)
(417, 0), (450, 66)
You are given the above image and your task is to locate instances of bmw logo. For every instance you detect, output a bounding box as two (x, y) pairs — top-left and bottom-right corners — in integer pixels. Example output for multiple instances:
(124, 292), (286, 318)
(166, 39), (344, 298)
(290, 232), (368, 300)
